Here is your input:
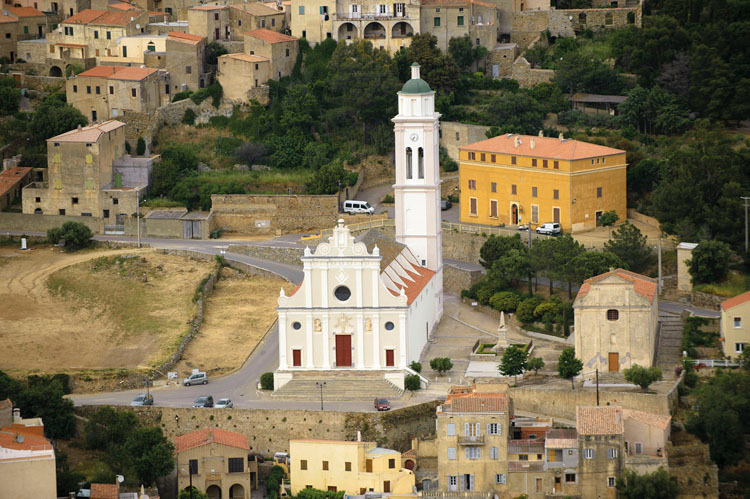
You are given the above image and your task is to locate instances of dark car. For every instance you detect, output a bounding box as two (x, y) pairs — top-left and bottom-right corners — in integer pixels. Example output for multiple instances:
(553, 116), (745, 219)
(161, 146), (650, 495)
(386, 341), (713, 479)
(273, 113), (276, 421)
(374, 398), (391, 411)
(440, 200), (452, 211)
(193, 395), (214, 408)
(130, 393), (153, 406)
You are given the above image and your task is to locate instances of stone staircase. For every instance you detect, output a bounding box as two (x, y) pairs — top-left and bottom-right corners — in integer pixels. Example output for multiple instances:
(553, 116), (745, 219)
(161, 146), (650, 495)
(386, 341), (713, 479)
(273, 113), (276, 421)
(656, 312), (684, 373)
(271, 371), (404, 401)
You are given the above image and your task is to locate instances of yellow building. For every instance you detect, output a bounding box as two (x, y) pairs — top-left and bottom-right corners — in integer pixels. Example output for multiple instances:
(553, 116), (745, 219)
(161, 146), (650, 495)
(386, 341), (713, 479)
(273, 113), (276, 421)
(458, 133), (626, 233)
(720, 291), (750, 360)
(289, 439), (416, 495)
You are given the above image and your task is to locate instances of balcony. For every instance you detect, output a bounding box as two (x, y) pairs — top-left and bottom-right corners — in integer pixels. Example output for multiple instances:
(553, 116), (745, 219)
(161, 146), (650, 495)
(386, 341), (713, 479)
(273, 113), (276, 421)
(457, 435), (485, 446)
(333, 12), (413, 21)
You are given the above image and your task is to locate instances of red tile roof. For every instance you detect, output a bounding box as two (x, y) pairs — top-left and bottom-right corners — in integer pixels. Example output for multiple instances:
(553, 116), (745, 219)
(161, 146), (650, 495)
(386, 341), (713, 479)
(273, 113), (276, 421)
(244, 28), (297, 44)
(90, 483), (119, 499)
(78, 65), (158, 81)
(0, 167), (32, 198)
(168, 31), (204, 44)
(64, 8), (142, 25)
(461, 133), (624, 161)
(623, 409), (671, 430)
(7, 6), (45, 17)
(545, 429), (578, 449)
(190, 4), (227, 10)
(721, 291), (750, 311)
(0, 427), (52, 452)
(576, 406), (624, 435)
(175, 428), (249, 453)
(576, 268), (657, 303)
(63, 9), (109, 24)
(0, 12), (16, 23)
(108, 2), (138, 11)
(445, 392), (508, 413)
(387, 265), (436, 305)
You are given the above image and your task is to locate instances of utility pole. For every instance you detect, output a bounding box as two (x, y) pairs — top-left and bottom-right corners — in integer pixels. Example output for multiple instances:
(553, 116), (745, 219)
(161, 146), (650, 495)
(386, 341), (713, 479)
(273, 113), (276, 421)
(136, 189), (141, 249)
(316, 381), (326, 411)
(742, 197), (750, 253)
(595, 368), (599, 406)
(657, 233), (662, 294)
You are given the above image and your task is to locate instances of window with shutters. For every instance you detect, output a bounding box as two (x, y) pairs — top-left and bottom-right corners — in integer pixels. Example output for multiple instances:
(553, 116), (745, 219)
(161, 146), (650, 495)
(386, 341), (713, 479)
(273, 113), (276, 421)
(189, 459), (198, 474)
(447, 447), (456, 459)
(553, 189), (559, 200)
(543, 159), (548, 168)
(490, 446), (498, 459)
(300, 460), (307, 470)
(607, 476), (616, 487)
(434, 16), (440, 26)
(532, 158), (537, 166)
(597, 186), (603, 197)
(584, 448), (594, 459)
(607, 309), (619, 321)
(531, 205), (538, 223)
(465, 422), (480, 436)
(228, 457), (244, 473)
(490, 200), (497, 218)
(448, 476), (457, 491)
(447, 423), (455, 436)
(470, 197), (477, 216)
(480, 153), (485, 161)
(345, 462), (351, 471)
(495, 474), (506, 484)
(322, 461), (328, 470)
(532, 186), (538, 197)
(491, 182), (497, 192)
(388, 458), (395, 469)
(465, 447), (480, 459)
(635, 442), (642, 454)
(468, 179), (476, 189)
(511, 156), (516, 165)
(468, 151), (475, 160)
(457, 15), (464, 25)
(608, 448), (618, 459)
(487, 423), (500, 435)
(511, 184), (517, 195)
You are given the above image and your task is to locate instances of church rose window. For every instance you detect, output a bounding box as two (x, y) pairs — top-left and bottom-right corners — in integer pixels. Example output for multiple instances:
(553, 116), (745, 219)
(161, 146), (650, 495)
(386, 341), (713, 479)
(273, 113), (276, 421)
(385, 321), (395, 331)
(292, 321), (302, 330)
(334, 286), (351, 301)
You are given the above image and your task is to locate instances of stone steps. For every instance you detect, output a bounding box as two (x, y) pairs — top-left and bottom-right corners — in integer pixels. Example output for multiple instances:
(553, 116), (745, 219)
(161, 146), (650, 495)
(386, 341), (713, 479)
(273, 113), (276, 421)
(272, 376), (404, 401)
(657, 313), (684, 372)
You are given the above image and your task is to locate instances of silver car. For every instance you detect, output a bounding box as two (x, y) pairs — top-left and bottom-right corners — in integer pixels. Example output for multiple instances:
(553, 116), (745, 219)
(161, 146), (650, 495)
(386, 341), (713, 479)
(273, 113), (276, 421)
(215, 398), (233, 409)
(183, 372), (208, 386)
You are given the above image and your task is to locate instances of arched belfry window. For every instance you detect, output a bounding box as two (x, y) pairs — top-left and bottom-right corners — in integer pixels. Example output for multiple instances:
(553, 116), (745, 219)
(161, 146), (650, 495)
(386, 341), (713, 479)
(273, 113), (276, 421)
(418, 147), (424, 179)
(406, 147), (413, 179)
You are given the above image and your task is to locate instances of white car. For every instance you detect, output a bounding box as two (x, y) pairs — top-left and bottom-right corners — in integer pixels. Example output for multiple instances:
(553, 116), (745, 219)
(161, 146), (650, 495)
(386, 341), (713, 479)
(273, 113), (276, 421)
(215, 398), (233, 409)
(536, 222), (561, 236)
(183, 372), (208, 386)
(343, 200), (374, 215)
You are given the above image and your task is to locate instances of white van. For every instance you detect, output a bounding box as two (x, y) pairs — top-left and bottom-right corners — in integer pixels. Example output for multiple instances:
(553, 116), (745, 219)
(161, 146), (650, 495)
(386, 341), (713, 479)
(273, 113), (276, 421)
(343, 200), (374, 215)
(536, 222), (561, 236)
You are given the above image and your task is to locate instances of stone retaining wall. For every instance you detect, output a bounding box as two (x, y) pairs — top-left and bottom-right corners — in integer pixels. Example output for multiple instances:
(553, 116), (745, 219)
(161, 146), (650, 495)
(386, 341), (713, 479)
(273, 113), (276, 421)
(444, 263), (484, 295)
(690, 291), (723, 311)
(511, 57), (555, 88)
(227, 245), (304, 268)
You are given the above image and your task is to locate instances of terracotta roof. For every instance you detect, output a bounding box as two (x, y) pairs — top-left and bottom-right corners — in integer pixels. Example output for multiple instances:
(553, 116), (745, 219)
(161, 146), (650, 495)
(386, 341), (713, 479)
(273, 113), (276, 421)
(445, 392), (508, 413)
(49, 120), (125, 143)
(576, 268), (657, 303)
(175, 428), (249, 453)
(386, 265), (435, 305)
(460, 133), (624, 161)
(0, 167), (32, 198)
(545, 429), (578, 449)
(90, 483), (118, 499)
(167, 31), (204, 44)
(508, 439), (545, 454)
(108, 2), (138, 11)
(623, 409), (671, 430)
(721, 291), (750, 311)
(63, 9), (108, 24)
(576, 406), (624, 436)
(230, 2), (281, 15)
(190, 4), (227, 10)
(64, 8), (142, 25)
(6, 6), (45, 17)
(401, 448), (416, 459)
(221, 53), (268, 63)
(78, 65), (159, 80)
(244, 28), (297, 43)
(0, 428), (52, 452)
(0, 12), (16, 23)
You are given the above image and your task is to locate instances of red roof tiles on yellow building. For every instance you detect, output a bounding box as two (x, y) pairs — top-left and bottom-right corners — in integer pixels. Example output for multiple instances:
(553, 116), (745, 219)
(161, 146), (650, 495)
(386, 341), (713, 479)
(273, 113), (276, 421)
(64, 8), (142, 25)
(461, 133), (624, 161)
(721, 290), (750, 311)
(243, 28), (297, 43)
(576, 406), (624, 435)
(444, 392), (509, 413)
(6, 6), (45, 17)
(576, 268), (657, 303)
(78, 65), (159, 80)
(168, 31), (204, 44)
(175, 428), (249, 453)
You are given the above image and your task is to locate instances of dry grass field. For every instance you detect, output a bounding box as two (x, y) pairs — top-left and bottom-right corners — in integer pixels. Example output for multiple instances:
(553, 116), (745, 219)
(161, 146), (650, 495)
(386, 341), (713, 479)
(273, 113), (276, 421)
(174, 266), (294, 377)
(0, 246), (213, 374)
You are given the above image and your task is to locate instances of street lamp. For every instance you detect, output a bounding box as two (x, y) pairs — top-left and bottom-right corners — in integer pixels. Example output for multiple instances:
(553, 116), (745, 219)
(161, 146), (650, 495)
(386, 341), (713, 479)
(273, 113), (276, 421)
(315, 381), (326, 411)
(181, 467), (194, 499)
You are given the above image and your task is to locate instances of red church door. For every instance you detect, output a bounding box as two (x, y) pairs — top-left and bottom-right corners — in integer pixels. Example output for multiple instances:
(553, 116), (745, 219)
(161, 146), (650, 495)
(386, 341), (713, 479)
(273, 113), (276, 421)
(335, 335), (351, 367)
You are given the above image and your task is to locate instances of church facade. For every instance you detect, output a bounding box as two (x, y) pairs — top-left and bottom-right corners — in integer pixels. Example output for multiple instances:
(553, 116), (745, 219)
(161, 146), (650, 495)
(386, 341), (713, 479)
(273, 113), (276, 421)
(274, 64), (443, 390)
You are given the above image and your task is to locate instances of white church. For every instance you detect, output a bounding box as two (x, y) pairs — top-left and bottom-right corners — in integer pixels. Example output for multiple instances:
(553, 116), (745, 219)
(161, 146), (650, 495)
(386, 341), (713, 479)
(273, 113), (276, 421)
(274, 63), (444, 390)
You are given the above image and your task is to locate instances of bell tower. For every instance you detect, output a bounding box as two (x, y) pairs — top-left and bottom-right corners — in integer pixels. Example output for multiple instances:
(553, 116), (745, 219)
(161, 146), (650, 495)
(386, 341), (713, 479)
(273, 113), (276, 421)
(392, 63), (443, 318)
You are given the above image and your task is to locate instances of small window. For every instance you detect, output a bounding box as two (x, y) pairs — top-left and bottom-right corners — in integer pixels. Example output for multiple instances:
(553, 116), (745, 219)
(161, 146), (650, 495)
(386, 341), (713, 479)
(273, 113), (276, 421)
(286, 48), (290, 57)
(94, 30), (98, 39)
(58, 208), (65, 215)
(345, 462), (351, 471)
(131, 89), (136, 97)
(511, 184), (517, 195)
(300, 460), (307, 470)
(607, 309), (619, 321)
(228, 457), (244, 473)
(584, 448), (593, 459)
(495, 474), (506, 484)
(106, 31), (111, 40)
(385, 321), (395, 331)
(447, 423), (455, 436)
(214, 12), (219, 20)
(299, 5), (304, 14)
(554, 160), (559, 169)
(519, 454), (528, 461)
(434, 17), (440, 26)
(95, 86), (100, 95)
(103, 209), (109, 218)
(71, 197), (78, 204)
(532, 187), (537, 197)
(733, 317), (742, 328)
(491, 154), (496, 162)
(608, 448), (618, 459)
(607, 476), (616, 487)
(605, 12), (613, 25)
(189, 459), (198, 474)
(490, 446), (498, 459)
(468, 179), (476, 190)
(553, 189), (559, 200)
(487, 423), (500, 435)
(35, 197), (40, 203)
(470, 197), (477, 216)
(468, 151), (475, 160)
(388, 458), (395, 469)
(109, 86), (114, 94)
(566, 473), (576, 482)
(73, 85), (77, 93)
(322, 461), (328, 470)
(457, 15), (464, 25)
(543, 159), (548, 168)
(447, 447), (456, 459)
(511, 156), (516, 165)
(532, 158), (537, 166)
(86, 86), (91, 94)
(112, 198), (119, 205)
(597, 186), (603, 198)
(736, 343), (746, 353)
(490, 182), (497, 193)
(292, 321), (301, 330)
(456, 132), (460, 141)
(186, 66), (192, 74)
(480, 153), (485, 161)
(334, 286), (351, 301)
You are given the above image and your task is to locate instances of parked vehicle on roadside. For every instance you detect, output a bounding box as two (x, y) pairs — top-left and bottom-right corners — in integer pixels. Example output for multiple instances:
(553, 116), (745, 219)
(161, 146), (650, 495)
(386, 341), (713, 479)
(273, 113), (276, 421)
(343, 200), (374, 215)
(130, 393), (153, 406)
(183, 372), (208, 386)
(215, 398), (233, 409)
(536, 222), (561, 236)
(193, 395), (214, 408)
(374, 398), (391, 411)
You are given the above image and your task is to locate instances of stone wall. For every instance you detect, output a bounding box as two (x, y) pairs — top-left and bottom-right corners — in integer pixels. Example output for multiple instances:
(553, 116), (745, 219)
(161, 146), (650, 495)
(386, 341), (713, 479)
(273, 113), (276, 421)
(228, 244), (304, 267)
(77, 400), (440, 455)
(690, 291), (723, 311)
(440, 122), (490, 162)
(159, 248), (293, 284)
(0, 211), (105, 233)
(444, 262), (484, 295)
(9, 72), (66, 92)
(486, 43), (518, 79)
(511, 56), (554, 88)
(210, 194), (339, 236)
(442, 228), (487, 264)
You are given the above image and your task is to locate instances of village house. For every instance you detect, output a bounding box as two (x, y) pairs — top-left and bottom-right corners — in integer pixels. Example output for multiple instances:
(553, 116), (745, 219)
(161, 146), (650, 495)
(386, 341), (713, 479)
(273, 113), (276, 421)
(420, 0), (497, 52)
(243, 27), (297, 80)
(622, 409), (670, 472)
(229, 2), (286, 34)
(96, 32), (167, 65)
(289, 439), (416, 495)
(175, 428), (258, 499)
(543, 429), (580, 497)
(187, 4), (231, 42)
(458, 133), (627, 232)
(165, 30), (207, 91)
(0, 6), (48, 62)
(216, 52), (269, 101)
(576, 405), (624, 498)
(0, 166), (33, 211)
(574, 268), (659, 374)
(66, 65), (170, 122)
(720, 291), (750, 360)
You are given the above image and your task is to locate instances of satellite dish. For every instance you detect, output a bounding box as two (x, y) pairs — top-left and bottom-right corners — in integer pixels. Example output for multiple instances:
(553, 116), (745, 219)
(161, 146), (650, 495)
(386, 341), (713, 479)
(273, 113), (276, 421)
(117, 475), (125, 484)
(15, 435), (24, 443)
(136, 23), (140, 29)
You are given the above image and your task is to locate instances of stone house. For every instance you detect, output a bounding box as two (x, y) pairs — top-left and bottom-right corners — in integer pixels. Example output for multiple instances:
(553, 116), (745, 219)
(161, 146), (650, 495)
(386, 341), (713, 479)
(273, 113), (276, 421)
(175, 428), (258, 499)
(0, 166), (33, 211)
(187, 4), (231, 42)
(543, 429), (579, 497)
(436, 391), (511, 493)
(720, 291), (750, 360)
(22, 120), (148, 225)
(165, 30), (207, 91)
(66, 65), (170, 122)
(574, 269), (659, 374)
(576, 406), (624, 498)
(0, 6), (48, 62)
(243, 28), (298, 80)
(229, 2), (286, 34)
(419, 0), (498, 53)
(507, 439), (546, 495)
(96, 32), (167, 65)
(289, 439), (415, 495)
(217, 52), (270, 102)
(622, 409), (670, 472)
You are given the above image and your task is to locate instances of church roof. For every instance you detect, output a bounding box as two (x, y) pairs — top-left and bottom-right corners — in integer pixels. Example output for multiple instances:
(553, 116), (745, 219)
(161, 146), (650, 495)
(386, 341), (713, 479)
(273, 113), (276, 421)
(400, 62), (431, 94)
(355, 229), (405, 272)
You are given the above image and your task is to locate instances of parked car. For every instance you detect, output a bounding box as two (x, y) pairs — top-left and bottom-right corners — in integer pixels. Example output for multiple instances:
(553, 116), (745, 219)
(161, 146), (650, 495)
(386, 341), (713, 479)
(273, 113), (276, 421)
(215, 398), (233, 409)
(374, 398), (391, 411)
(130, 393), (153, 406)
(440, 199), (452, 211)
(536, 222), (561, 236)
(343, 200), (374, 215)
(517, 224), (528, 231)
(183, 372), (208, 386)
(193, 395), (214, 408)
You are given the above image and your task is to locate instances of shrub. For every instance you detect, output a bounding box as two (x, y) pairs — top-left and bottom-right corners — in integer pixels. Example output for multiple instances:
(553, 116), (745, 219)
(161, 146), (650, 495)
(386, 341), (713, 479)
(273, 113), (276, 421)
(409, 361), (422, 373)
(489, 291), (520, 312)
(260, 372), (274, 390)
(382, 193), (394, 204)
(623, 364), (662, 391)
(533, 301), (559, 322)
(209, 115), (230, 128)
(527, 357), (545, 374)
(46, 221), (93, 250)
(688, 240), (731, 285)
(517, 296), (543, 323)
(172, 90), (192, 102)
(182, 108), (196, 125)
(476, 284), (497, 306)
(125, 141), (131, 154)
(136, 137), (146, 156)
(684, 370), (699, 388)
(404, 374), (421, 391)
(430, 357), (453, 375)
(214, 136), (243, 157)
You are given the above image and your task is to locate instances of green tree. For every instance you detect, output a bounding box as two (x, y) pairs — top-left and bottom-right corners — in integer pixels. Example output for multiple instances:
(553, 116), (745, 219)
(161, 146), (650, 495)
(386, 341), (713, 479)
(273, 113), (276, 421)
(604, 222), (652, 274)
(516, 296), (543, 323)
(84, 406), (139, 451)
(279, 84), (319, 134)
(405, 374), (421, 391)
(489, 248), (532, 293)
(0, 84), (21, 115)
(485, 92), (546, 135)
(56, 450), (86, 498)
(623, 364), (662, 392)
(489, 291), (521, 312)
(527, 357), (545, 375)
(179, 488), (209, 499)
(296, 488), (346, 499)
(531, 236), (584, 297)
(136, 137), (146, 156)
(448, 35), (487, 72)
(615, 467), (680, 499)
(124, 427), (175, 486)
(568, 250), (626, 285)
(480, 234), (526, 269)
(558, 347), (583, 390)
(260, 372), (274, 390)
(687, 240), (731, 285)
(28, 94), (87, 146)
(552, 50), (623, 95)
(430, 357), (454, 375)
(204, 41), (228, 66)
(15, 379), (76, 439)
(405, 33), (461, 94)
(47, 221), (93, 250)
(499, 345), (528, 385)
(305, 162), (352, 195)
(409, 361), (422, 373)
(598, 211), (619, 234)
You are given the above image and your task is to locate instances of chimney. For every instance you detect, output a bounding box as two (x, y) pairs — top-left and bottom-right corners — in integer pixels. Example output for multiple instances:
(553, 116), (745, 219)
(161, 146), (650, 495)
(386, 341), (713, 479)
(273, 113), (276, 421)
(559, 132), (564, 141)
(530, 138), (535, 149)
(12, 408), (20, 421)
(538, 130), (543, 137)
(77, 124), (82, 131)
(514, 136), (521, 148)
(357, 431), (361, 442)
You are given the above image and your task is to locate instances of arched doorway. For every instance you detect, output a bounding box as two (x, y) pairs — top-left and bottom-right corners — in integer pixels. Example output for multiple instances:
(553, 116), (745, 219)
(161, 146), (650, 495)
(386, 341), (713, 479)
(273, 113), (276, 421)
(49, 66), (62, 77)
(391, 21), (413, 38)
(206, 485), (222, 499)
(364, 22), (386, 39)
(34, 208), (43, 214)
(229, 484), (244, 499)
(511, 204), (519, 224)
(337, 22), (358, 40)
